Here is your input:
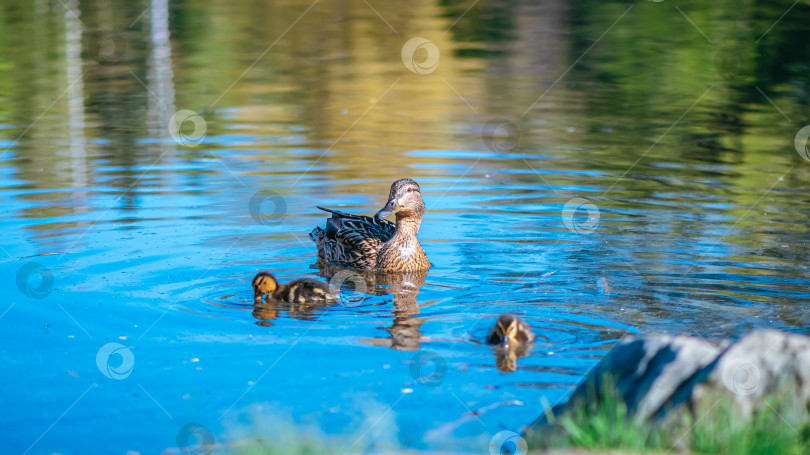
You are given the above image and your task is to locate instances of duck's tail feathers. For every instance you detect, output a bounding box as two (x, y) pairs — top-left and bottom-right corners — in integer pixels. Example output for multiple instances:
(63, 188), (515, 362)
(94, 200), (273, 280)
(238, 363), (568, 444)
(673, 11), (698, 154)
(316, 206), (364, 219)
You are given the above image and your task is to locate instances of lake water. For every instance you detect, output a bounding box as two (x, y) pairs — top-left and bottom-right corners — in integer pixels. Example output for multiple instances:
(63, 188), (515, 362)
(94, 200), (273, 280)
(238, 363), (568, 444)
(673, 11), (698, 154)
(3, 0), (810, 453)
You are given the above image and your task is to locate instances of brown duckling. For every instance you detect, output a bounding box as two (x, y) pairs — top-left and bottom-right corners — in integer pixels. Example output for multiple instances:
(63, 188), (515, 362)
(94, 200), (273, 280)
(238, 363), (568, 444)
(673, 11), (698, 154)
(487, 314), (535, 350)
(252, 271), (332, 304)
(309, 178), (431, 272)
(487, 314), (535, 373)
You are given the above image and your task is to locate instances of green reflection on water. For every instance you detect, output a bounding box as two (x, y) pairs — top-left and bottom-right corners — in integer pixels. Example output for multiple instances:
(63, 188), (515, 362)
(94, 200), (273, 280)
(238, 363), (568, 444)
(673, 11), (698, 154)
(1, 0), (808, 188)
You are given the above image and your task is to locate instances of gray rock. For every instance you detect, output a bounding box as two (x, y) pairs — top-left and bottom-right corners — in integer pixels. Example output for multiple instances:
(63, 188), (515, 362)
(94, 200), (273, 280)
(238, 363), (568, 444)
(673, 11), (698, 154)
(700, 329), (810, 417)
(528, 329), (810, 432)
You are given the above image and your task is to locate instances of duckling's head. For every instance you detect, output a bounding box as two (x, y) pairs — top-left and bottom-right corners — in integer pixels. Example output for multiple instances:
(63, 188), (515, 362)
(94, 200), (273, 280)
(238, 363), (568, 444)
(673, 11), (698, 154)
(252, 272), (279, 303)
(487, 314), (532, 349)
(375, 178), (425, 220)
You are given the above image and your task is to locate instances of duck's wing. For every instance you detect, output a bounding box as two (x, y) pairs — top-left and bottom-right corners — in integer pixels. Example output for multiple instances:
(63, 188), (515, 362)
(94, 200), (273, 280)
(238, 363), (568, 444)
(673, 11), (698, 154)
(316, 206), (395, 238)
(326, 233), (384, 270)
(310, 206), (396, 270)
(313, 229), (383, 270)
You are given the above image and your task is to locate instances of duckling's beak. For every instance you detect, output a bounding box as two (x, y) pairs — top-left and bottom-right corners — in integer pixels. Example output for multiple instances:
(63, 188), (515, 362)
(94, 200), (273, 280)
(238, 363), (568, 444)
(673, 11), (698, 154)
(374, 198), (400, 219)
(500, 336), (511, 350)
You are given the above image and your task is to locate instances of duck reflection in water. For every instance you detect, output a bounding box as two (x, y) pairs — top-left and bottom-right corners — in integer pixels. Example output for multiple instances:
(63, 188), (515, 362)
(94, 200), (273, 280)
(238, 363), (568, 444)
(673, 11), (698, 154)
(317, 264), (429, 351)
(487, 314), (535, 373)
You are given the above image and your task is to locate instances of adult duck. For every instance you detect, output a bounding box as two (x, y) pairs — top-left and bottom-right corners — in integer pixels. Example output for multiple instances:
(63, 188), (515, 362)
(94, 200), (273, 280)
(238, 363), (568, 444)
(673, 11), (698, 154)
(309, 178), (431, 272)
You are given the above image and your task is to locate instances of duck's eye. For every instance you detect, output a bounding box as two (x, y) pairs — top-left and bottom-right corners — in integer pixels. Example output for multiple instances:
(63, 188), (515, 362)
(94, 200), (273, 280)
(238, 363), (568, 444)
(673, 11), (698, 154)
(407, 188), (412, 193)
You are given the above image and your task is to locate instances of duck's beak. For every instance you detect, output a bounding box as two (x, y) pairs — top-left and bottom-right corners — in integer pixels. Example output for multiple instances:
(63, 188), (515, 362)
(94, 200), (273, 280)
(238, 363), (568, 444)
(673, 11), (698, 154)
(374, 198), (400, 219)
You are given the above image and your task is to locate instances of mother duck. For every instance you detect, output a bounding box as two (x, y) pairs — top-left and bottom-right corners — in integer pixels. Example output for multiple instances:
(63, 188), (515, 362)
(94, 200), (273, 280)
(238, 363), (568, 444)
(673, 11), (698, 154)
(310, 178), (431, 272)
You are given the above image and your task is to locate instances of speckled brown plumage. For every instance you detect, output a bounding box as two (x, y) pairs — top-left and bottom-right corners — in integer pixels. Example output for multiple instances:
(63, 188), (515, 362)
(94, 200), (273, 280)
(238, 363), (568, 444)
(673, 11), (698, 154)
(309, 178), (431, 272)
(252, 271), (331, 304)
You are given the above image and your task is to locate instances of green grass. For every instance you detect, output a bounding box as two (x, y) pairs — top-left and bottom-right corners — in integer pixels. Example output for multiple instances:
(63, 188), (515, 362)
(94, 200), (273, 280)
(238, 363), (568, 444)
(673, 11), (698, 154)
(689, 399), (810, 455)
(210, 377), (810, 454)
(530, 375), (810, 454)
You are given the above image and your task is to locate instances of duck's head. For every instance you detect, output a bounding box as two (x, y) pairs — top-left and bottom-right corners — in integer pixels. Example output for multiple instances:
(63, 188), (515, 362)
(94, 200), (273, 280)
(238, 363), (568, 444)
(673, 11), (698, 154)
(252, 272), (279, 303)
(375, 178), (425, 220)
(487, 314), (532, 350)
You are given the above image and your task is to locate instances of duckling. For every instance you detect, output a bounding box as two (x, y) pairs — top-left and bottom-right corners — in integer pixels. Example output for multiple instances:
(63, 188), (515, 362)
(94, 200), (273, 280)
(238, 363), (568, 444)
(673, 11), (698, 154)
(309, 178), (431, 272)
(252, 271), (332, 304)
(487, 314), (535, 349)
(487, 314), (535, 373)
